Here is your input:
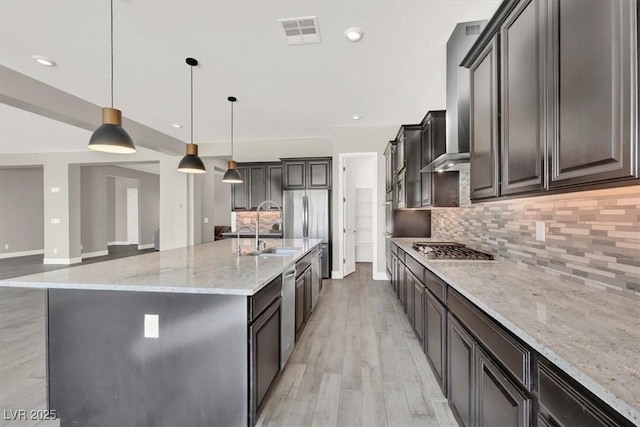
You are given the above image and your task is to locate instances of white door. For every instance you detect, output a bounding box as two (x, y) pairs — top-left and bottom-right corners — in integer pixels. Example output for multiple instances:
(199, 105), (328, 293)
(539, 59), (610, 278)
(343, 163), (356, 277)
(126, 188), (139, 245)
(355, 188), (373, 262)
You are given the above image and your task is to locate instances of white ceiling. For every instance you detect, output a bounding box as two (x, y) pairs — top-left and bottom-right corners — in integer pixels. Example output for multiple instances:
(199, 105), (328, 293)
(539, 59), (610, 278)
(0, 0), (500, 153)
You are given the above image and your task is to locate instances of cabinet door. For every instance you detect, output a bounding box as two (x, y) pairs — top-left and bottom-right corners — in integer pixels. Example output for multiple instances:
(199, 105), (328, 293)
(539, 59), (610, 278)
(405, 127), (422, 208)
(307, 159), (331, 189)
(385, 143), (395, 193)
(500, 0), (547, 195)
(295, 275), (305, 340)
(476, 348), (530, 427)
(266, 165), (283, 210)
(425, 291), (446, 393)
(249, 165), (267, 210)
(395, 133), (406, 174)
(304, 269), (312, 322)
(406, 270), (415, 321)
(392, 254), (399, 295)
(420, 121), (433, 206)
(249, 299), (281, 424)
(413, 280), (424, 344)
(283, 161), (306, 190)
(470, 37), (500, 200)
(448, 315), (475, 427)
(398, 262), (406, 309)
(549, 0), (638, 187)
(231, 166), (249, 210)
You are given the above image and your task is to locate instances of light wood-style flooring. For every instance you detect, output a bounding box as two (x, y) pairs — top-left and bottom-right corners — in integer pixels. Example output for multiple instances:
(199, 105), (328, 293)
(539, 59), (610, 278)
(0, 263), (456, 427)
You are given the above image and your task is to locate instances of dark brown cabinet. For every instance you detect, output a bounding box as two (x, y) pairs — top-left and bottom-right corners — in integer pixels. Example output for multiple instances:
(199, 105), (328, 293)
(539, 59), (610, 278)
(413, 278), (424, 344)
(282, 158), (332, 190)
(448, 314), (475, 427)
(400, 125), (423, 208)
(469, 37), (500, 200)
(500, 0), (547, 195)
(537, 360), (634, 427)
(425, 289), (446, 394)
(406, 269), (416, 322)
(249, 276), (282, 425)
(397, 258), (406, 307)
(394, 131), (406, 175)
(549, 0), (638, 188)
(384, 141), (395, 198)
(465, 0), (638, 201)
(294, 266), (312, 341)
(476, 348), (530, 427)
(232, 162), (282, 211)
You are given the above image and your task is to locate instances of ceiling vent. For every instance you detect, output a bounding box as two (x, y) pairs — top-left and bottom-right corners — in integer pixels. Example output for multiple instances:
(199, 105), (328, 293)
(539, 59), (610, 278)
(278, 16), (321, 45)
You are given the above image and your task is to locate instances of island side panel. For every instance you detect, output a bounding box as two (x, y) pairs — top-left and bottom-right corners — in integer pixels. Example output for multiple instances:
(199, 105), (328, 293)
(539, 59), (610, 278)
(47, 289), (248, 427)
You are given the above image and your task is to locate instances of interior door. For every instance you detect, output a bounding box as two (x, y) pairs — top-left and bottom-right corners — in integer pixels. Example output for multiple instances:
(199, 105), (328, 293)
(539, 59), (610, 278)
(343, 163), (356, 277)
(126, 188), (139, 245)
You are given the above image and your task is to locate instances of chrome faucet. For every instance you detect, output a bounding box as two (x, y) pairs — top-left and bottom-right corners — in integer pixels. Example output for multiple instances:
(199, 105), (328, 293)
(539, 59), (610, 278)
(235, 226), (252, 255)
(255, 200), (283, 252)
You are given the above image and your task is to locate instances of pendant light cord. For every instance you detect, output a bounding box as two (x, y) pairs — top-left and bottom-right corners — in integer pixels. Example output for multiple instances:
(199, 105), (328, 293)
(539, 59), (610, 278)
(230, 100), (234, 158)
(190, 65), (194, 145)
(110, 0), (114, 108)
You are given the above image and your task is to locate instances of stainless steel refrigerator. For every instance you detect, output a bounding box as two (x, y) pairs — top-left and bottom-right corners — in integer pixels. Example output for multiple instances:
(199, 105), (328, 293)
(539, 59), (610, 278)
(283, 190), (331, 280)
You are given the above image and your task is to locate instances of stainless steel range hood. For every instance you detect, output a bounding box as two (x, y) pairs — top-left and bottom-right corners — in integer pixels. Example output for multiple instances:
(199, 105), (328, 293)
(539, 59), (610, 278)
(422, 20), (487, 173)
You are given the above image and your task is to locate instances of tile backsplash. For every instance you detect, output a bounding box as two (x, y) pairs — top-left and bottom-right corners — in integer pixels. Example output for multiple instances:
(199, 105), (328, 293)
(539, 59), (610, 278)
(431, 166), (640, 297)
(235, 211), (283, 233)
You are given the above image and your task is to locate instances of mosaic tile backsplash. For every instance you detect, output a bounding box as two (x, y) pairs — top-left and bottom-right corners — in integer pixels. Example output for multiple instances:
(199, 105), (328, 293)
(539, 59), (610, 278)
(430, 166), (640, 297)
(235, 211), (283, 233)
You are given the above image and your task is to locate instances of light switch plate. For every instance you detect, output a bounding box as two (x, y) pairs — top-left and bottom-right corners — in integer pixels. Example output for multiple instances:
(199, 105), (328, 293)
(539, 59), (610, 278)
(204, 217), (209, 223)
(51, 187), (60, 193)
(50, 218), (61, 224)
(144, 314), (159, 338)
(535, 221), (545, 242)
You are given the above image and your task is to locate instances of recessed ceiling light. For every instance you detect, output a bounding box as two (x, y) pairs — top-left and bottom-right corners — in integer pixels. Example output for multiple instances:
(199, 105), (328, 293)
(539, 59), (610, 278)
(437, 169), (444, 173)
(171, 123), (183, 129)
(352, 114), (362, 120)
(32, 55), (56, 67)
(345, 27), (363, 42)
(447, 163), (455, 167)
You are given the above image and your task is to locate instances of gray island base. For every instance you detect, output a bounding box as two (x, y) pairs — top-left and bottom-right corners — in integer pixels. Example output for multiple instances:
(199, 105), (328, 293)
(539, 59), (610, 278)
(1, 238), (322, 427)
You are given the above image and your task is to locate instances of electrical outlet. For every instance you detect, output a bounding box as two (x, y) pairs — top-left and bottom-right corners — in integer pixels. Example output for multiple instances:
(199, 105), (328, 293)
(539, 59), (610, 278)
(50, 218), (61, 224)
(535, 221), (546, 242)
(204, 217), (209, 224)
(53, 248), (58, 254)
(144, 314), (159, 338)
(51, 187), (60, 193)
(3, 244), (8, 250)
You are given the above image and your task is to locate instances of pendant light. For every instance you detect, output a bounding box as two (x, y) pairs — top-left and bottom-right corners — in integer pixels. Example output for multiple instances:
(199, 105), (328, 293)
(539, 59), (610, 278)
(88, 0), (136, 154)
(177, 57), (206, 174)
(222, 96), (242, 183)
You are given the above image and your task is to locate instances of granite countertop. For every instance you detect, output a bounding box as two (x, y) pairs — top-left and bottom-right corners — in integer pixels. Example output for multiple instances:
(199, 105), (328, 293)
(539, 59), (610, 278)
(221, 231), (283, 237)
(0, 239), (322, 296)
(392, 237), (640, 425)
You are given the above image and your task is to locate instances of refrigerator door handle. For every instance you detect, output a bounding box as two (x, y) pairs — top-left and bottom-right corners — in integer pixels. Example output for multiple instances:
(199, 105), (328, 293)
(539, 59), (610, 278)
(303, 195), (309, 238)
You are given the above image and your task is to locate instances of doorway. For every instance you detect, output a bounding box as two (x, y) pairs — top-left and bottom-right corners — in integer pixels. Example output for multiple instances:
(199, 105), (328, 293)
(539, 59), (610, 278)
(339, 153), (377, 279)
(126, 188), (139, 245)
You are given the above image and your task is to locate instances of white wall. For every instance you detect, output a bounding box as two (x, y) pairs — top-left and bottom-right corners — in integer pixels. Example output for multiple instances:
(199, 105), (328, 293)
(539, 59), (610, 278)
(213, 174), (232, 227)
(0, 167), (44, 257)
(234, 138), (332, 162)
(114, 176), (139, 244)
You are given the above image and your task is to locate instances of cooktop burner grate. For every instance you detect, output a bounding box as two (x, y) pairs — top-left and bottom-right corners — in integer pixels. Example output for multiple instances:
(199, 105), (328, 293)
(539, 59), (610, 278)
(412, 242), (494, 261)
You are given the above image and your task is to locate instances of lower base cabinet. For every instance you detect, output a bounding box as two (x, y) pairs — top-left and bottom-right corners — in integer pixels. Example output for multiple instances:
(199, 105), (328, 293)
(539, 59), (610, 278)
(448, 315), (475, 427)
(295, 265), (312, 341)
(425, 290), (446, 393)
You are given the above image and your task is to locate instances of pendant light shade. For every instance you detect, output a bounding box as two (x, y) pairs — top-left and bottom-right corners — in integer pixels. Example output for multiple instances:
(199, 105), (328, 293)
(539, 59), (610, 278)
(222, 96), (242, 183)
(177, 57), (206, 174)
(88, 0), (136, 154)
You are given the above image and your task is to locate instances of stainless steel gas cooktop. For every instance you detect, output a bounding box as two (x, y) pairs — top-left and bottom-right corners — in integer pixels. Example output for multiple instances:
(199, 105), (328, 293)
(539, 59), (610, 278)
(412, 242), (494, 261)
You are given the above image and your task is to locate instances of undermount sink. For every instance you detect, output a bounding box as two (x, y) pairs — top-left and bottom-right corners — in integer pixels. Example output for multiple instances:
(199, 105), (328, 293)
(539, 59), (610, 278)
(242, 247), (301, 257)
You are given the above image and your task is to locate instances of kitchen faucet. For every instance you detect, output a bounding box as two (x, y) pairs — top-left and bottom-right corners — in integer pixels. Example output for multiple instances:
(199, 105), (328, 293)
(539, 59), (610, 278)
(236, 226), (252, 255)
(255, 200), (283, 252)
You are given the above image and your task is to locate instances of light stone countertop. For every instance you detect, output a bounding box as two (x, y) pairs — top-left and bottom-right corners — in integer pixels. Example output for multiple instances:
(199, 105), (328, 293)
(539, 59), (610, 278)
(392, 237), (640, 425)
(0, 239), (322, 296)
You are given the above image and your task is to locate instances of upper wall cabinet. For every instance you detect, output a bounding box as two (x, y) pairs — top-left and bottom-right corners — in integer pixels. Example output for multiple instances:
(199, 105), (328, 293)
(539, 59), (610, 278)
(282, 158), (332, 190)
(469, 37), (500, 200)
(464, 0), (638, 201)
(500, 0), (547, 195)
(401, 124), (423, 208)
(420, 111), (459, 207)
(232, 162), (282, 211)
(549, 0), (638, 187)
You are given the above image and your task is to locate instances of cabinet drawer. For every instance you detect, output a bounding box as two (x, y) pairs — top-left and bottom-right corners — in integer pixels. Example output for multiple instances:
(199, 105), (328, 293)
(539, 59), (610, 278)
(405, 256), (425, 285)
(250, 275), (282, 322)
(448, 289), (530, 389)
(424, 268), (446, 303)
(397, 248), (406, 263)
(537, 361), (633, 427)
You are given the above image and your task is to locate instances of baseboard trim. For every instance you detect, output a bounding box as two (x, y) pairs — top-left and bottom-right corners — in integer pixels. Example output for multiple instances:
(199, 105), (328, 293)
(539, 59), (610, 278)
(108, 241), (129, 246)
(331, 271), (344, 279)
(81, 250), (109, 259)
(0, 249), (44, 259)
(138, 243), (154, 250)
(43, 257), (82, 265)
(373, 272), (390, 281)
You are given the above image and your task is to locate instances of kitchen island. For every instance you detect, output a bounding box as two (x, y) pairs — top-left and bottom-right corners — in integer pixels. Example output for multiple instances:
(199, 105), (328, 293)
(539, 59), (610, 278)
(0, 238), (322, 427)
(391, 237), (639, 426)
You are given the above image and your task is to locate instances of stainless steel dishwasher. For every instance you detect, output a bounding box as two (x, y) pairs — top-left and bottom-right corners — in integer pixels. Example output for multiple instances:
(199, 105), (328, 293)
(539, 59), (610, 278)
(280, 265), (296, 369)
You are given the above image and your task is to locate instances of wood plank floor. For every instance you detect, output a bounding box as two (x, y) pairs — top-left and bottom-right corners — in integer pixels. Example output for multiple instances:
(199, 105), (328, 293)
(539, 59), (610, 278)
(0, 263), (456, 427)
(257, 263), (457, 427)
